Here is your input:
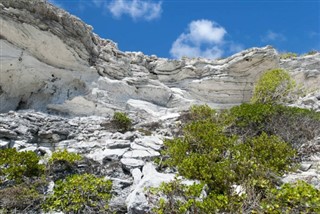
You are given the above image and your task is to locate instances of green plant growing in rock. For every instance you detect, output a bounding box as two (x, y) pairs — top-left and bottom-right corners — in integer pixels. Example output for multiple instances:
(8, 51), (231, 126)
(280, 52), (298, 59)
(112, 111), (132, 132)
(0, 183), (43, 212)
(43, 173), (112, 213)
(260, 180), (320, 213)
(148, 178), (243, 214)
(0, 148), (44, 183)
(227, 103), (320, 147)
(304, 50), (318, 56)
(49, 149), (82, 164)
(251, 69), (296, 104)
(149, 102), (319, 213)
(189, 104), (216, 121)
(156, 115), (297, 212)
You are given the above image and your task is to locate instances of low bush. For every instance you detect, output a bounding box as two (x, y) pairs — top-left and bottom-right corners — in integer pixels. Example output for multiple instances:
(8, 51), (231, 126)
(251, 68), (296, 104)
(112, 112), (132, 133)
(43, 173), (112, 213)
(49, 149), (82, 164)
(189, 104), (216, 121)
(260, 180), (320, 213)
(151, 102), (319, 213)
(304, 50), (318, 56)
(227, 103), (320, 148)
(148, 179), (243, 214)
(0, 148), (44, 183)
(0, 183), (43, 212)
(280, 52), (298, 59)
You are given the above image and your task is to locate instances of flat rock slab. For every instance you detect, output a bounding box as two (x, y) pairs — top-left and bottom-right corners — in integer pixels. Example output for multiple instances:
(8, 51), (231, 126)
(121, 158), (145, 171)
(86, 148), (129, 164)
(123, 149), (160, 159)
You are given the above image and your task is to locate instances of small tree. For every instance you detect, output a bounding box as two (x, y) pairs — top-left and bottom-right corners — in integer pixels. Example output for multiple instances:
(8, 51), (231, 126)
(251, 69), (296, 104)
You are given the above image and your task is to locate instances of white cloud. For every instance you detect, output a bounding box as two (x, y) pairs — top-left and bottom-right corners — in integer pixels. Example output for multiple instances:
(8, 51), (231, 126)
(261, 30), (286, 42)
(170, 20), (228, 59)
(91, 0), (103, 7)
(107, 0), (162, 21)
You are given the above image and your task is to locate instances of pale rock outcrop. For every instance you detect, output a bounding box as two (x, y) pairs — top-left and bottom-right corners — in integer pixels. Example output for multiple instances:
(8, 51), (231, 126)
(0, 1), (320, 213)
(280, 53), (320, 91)
(126, 163), (176, 214)
(1, 0), (282, 116)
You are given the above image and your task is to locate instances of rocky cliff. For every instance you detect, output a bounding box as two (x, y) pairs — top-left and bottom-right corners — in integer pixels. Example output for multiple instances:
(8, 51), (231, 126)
(1, 0), (319, 118)
(0, 0), (320, 213)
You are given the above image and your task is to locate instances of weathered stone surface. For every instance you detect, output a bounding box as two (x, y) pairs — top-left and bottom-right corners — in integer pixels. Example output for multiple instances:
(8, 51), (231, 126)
(123, 149), (160, 160)
(121, 158), (145, 171)
(126, 163), (175, 214)
(0, 1), (320, 213)
(280, 53), (320, 91)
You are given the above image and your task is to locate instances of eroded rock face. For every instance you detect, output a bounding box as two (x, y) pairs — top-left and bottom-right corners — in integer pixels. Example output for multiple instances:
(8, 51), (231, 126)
(1, 0), (320, 117)
(0, 1), (320, 213)
(280, 53), (320, 91)
(0, 0), (282, 116)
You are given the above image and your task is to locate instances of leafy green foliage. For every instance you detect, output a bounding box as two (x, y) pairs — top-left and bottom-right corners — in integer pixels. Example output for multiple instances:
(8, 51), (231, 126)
(227, 103), (320, 147)
(251, 69), (296, 104)
(280, 52), (298, 59)
(261, 180), (320, 213)
(43, 173), (112, 213)
(112, 111), (132, 132)
(49, 149), (82, 164)
(164, 120), (238, 192)
(234, 133), (296, 179)
(0, 148), (44, 183)
(148, 178), (244, 214)
(0, 183), (43, 211)
(150, 103), (319, 213)
(189, 104), (216, 121)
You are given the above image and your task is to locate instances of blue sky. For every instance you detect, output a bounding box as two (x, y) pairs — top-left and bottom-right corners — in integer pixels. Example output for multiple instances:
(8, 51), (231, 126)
(48, 0), (320, 59)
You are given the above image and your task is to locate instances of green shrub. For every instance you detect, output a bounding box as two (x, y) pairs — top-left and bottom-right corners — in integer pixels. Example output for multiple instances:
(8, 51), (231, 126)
(227, 103), (320, 147)
(43, 173), (112, 213)
(148, 179), (243, 214)
(251, 69), (296, 104)
(112, 112), (132, 132)
(49, 149), (82, 164)
(280, 52), (298, 59)
(164, 120), (240, 192)
(234, 133), (296, 179)
(0, 183), (43, 211)
(154, 103), (302, 213)
(260, 180), (320, 213)
(304, 50), (318, 56)
(162, 117), (296, 194)
(189, 104), (216, 121)
(0, 148), (44, 183)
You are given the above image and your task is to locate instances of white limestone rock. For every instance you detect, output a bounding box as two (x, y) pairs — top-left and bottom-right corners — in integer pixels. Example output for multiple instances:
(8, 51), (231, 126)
(121, 158), (145, 171)
(86, 148), (129, 164)
(126, 163), (175, 214)
(123, 149), (160, 160)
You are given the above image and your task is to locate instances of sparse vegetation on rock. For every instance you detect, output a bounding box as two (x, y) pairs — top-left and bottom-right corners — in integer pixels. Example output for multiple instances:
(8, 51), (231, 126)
(49, 149), (82, 164)
(43, 173), (112, 213)
(0, 148), (45, 184)
(112, 112), (132, 133)
(280, 52), (298, 59)
(149, 103), (320, 213)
